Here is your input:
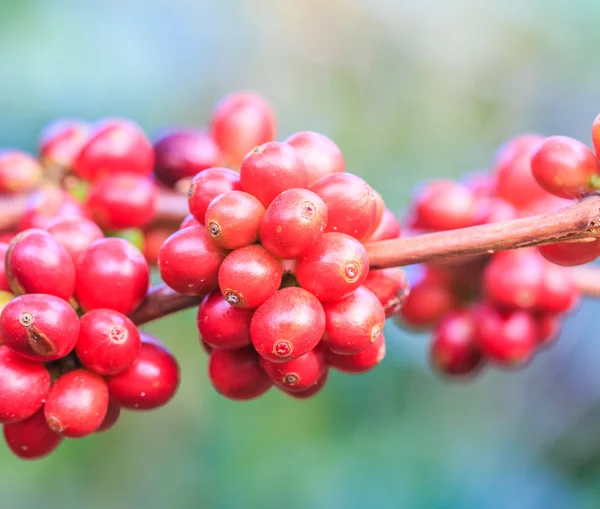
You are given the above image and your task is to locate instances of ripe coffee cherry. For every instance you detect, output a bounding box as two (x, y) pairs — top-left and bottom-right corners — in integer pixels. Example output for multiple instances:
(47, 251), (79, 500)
(44, 369), (109, 438)
(75, 309), (141, 376)
(75, 238), (149, 315)
(284, 131), (345, 185)
(592, 113), (600, 159)
(197, 291), (253, 349)
(537, 264), (579, 313)
(47, 217), (104, 262)
(310, 173), (378, 240)
(461, 169), (496, 198)
(538, 239), (600, 266)
(410, 180), (475, 231)
(218, 245), (282, 308)
(211, 92), (276, 168)
(475, 304), (537, 366)
(285, 370), (329, 399)
(142, 228), (171, 265)
(73, 118), (154, 181)
(19, 188), (86, 231)
(87, 173), (157, 229)
(0, 243), (10, 292)
(6, 229), (75, 300)
(321, 287), (385, 355)
(158, 226), (225, 295)
(208, 346), (272, 401)
(536, 313), (561, 348)
(472, 196), (518, 225)
(296, 233), (369, 302)
(365, 208), (401, 242)
(239, 141), (308, 207)
(260, 188), (328, 259)
(363, 268), (409, 318)
(0, 346), (50, 423)
(429, 310), (484, 377)
(3, 409), (62, 460)
(205, 191), (265, 249)
(0, 150), (43, 193)
(250, 287), (325, 362)
(531, 136), (599, 199)
(153, 129), (221, 187)
(107, 337), (180, 410)
(0, 294), (79, 362)
(38, 118), (89, 169)
(261, 347), (326, 393)
(326, 332), (386, 374)
(96, 400), (120, 432)
(188, 167), (241, 223)
(180, 214), (200, 229)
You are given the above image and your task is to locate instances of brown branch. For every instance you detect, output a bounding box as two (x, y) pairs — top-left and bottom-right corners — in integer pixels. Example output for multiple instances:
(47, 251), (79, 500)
(130, 285), (203, 325)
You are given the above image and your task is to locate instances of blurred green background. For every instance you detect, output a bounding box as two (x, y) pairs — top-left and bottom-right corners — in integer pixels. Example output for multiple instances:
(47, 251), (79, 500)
(2, 0), (600, 507)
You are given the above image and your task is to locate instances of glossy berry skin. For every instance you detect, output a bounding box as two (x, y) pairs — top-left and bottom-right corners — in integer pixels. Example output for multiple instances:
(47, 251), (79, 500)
(0, 150), (43, 193)
(260, 188), (328, 259)
(6, 229), (75, 301)
(537, 264), (579, 313)
(531, 136), (599, 199)
(364, 208), (401, 242)
(285, 370), (329, 399)
(158, 226), (225, 295)
(296, 232), (369, 302)
(205, 191), (265, 249)
(310, 173), (378, 240)
(208, 346), (272, 401)
(0, 294), (80, 362)
(363, 268), (409, 318)
(0, 346), (51, 423)
(284, 131), (345, 185)
(429, 310), (484, 377)
(3, 410), (62, 460)
(197, 291), (253, 349)
(188, 167), (241, 224)
(18, 188), (86, 231)
(239, 141), (308, 207)
(321, 287), (385, 355)
(180, 214), (200, 229)
(87, 173), (157, 229)
(0, 243), (10, 291)
(411, 180), (475, 231)
(210, 92), (276, 168)
(261, 347), (327, 393)
(38, 118), (89, 169)
(250, 287), (325, 363)
(44, 369), (109, 438)
(218, 245), (282, 308)
(96, 400), (120, 432)
(538, 239), (600, 266)
(153, 129), (221, 187)
(326, 332), (386, 374)
(107, 337), (180, 410)
(47, 217), (104, 263)
(72, 118), (154, 181)
(75, 238), (149, 315)
(76, 309), (141, 376)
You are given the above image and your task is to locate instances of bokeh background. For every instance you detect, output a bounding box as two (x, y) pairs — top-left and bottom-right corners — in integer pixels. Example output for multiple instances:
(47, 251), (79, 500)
(2, 0), (600, 507)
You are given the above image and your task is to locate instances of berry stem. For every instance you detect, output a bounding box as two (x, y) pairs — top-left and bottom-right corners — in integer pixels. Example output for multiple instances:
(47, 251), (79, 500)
(130, 285), (202, 325)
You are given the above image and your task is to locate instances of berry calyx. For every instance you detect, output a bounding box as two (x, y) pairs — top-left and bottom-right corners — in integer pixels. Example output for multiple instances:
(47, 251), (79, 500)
(260, 347), (326, 393)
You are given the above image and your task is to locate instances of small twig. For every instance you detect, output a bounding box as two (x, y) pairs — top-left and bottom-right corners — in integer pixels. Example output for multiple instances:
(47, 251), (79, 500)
(130, 285), (202, 325)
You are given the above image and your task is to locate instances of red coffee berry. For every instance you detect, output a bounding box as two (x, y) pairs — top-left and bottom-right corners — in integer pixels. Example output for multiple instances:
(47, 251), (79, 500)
(410, 180), (475, 231)
(153, 129), (221, 187)
(72, 118), (154, 181)
(205, 191), (265, 249)
(44, 369), (109, 438)
(197, 291), (254, 349)
(429, 309), (484, 377)
(284, 131), (345, 185)
(211, 92), (276, 168)
(76, 309), (141, 376)
(0, 150), (43, 193)
(19, 188), (86, 231)
(6, 229), (75, 300)
(208, 346), (272, 401)
(537, 264), (579, 313)
(142, 228), (171, 265)
(326, 332), (386, 374)
(250, 287), (325, 362)
(364, 208), (401, 242)
(107, 337), (179, 410)
(592, 113), (600, 159)
(158, 226), (225, 295)
(531, 136), (599, 199)
(261, 347), (327, 393)
(239, 141), (308, 207)
(218, 245), (282, 308)
(0, 243), (10, 292)
(75, 238), (149, 315)
(0, 346), (50, 423)
(87, 173), (157, 229)
(285, 371), (329, 399)
(260, 188), (328, 259)
(47, 217), (104, 263)
(188, 167), (241, 223)
(536, 313), (561, 349)
(38, 118), (89, 169)
(296, 232), (369, 302)
(0, 294), (80, 362)
(472, 196), (518, 225)
(3, 409), (62, 460)
(180, 214), (200, 229)
(363, 268), (409, 318)
(461, 169), (497, 198)
(321, 286), (385, 355)
(96, 400), (120, 433)
(539, 239), (600, 266)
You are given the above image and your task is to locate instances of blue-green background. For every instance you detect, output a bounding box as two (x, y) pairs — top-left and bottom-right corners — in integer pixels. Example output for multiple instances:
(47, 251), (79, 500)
(2, 1), (600, 507)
